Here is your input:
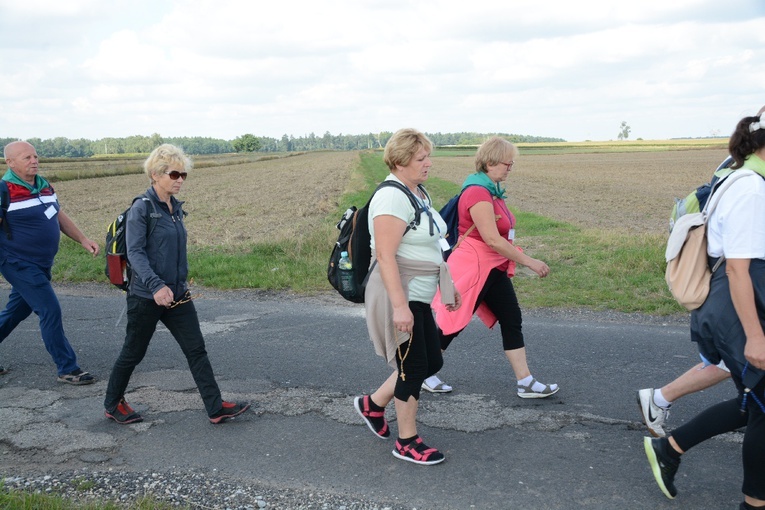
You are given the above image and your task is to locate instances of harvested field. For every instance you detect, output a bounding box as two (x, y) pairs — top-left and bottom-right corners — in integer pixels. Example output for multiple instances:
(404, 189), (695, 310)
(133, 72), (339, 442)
(433, 148), (729, 233)
(51, 148), (728, 247)
(53, 151), (359, 248)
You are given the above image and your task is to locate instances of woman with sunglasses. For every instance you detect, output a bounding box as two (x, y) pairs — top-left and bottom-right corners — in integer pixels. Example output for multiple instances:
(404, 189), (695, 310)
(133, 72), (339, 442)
(104, 144), (249, 425)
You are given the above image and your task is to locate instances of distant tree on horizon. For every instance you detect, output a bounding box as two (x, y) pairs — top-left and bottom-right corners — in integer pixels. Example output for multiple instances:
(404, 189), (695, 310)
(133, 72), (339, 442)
(232, 134), (262, 152)
(617, 121), (631, 140)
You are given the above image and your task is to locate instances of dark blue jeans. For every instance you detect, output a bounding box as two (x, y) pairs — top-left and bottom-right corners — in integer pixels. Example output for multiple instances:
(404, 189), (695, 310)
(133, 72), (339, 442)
(0, 258), (79, 375)
(104, 294), (223, 417)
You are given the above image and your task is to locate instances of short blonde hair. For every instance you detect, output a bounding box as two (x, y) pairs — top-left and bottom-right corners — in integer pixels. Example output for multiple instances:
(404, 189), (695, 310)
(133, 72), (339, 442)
(143, 144), (192, 181)
(474, 137), (518, 173)
(383, 128), (433, 170)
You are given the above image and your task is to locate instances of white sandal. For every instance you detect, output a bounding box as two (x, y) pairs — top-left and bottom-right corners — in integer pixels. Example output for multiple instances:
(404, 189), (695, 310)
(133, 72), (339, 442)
(421, 375), (453, 393)
(517, 378), (559, 399)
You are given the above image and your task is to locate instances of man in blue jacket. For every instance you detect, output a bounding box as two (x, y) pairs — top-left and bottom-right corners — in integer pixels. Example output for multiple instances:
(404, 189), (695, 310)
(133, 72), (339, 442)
(0, 141), (99, 384)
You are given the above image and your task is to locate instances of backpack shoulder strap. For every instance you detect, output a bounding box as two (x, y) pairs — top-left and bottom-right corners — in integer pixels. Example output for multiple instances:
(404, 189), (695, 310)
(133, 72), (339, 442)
(0, 180), (10, 240)
(704, 169), (762, 217)
(362, 180), (426, 277)
(133, 193), (161, 238)
(373, 180), (423, 230)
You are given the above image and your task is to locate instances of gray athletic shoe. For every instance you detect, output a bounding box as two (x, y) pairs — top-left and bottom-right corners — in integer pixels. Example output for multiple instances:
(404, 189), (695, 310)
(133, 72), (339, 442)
(637, 388), (670, 438)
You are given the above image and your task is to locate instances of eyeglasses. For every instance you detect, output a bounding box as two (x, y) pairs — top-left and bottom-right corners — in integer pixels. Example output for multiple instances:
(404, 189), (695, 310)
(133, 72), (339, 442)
(168, 291), (202, 308)
(499, 161), (515, 168)
(164, 171), (188, 180)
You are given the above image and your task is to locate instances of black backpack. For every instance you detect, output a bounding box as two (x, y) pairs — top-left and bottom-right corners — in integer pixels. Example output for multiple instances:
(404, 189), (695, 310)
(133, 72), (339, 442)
(328, 180), (425, 303)
(105, 195), (160, 291)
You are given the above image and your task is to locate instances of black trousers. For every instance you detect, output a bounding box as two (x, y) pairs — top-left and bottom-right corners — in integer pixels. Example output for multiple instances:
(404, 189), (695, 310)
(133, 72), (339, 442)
(440, 268), (524, 352)
(672, 375), (765, 500)
(394, 301), (443, 402)
(104, 295), (223, 417)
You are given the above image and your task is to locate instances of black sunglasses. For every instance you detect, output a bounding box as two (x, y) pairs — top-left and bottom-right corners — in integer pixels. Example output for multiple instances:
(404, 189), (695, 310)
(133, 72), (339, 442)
(164, 171), (188, 180)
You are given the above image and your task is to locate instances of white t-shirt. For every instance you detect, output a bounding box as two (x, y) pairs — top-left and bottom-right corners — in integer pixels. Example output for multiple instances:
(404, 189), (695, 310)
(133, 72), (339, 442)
(707, 170), (765, 259)
(368, 175), (447, 303)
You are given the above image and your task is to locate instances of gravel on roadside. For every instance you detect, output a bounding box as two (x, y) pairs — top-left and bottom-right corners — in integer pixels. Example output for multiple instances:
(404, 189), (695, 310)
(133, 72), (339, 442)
(1, 468), (413, 510)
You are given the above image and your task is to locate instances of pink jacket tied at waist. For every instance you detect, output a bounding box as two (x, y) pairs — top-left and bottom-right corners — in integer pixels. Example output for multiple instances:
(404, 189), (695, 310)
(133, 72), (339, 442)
(432, 236), (518, 335)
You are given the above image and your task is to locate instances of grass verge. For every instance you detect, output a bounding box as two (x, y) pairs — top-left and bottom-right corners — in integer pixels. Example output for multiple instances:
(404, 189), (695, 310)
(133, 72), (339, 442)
(51, 151), (682, 315)
(0, 484), (183, 510)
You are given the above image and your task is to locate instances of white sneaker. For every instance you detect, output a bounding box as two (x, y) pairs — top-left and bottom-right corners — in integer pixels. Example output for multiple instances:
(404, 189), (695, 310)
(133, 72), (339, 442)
(421, 375), (453, 393)
(637, 388), (670, 438)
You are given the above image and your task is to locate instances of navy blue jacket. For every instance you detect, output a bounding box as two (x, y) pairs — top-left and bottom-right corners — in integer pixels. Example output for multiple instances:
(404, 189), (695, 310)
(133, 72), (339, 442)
(126, 187), (189, 300)
(691, 258), (765, 389)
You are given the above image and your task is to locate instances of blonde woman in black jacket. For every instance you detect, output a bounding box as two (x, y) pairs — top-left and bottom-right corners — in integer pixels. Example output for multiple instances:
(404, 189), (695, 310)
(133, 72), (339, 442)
(104, 144), (250, 425)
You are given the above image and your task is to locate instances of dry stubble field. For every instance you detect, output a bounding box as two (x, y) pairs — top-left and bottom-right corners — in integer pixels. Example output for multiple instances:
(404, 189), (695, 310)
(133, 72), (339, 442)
(53, 151), (361, 248)
(434, 148), (729, 233)
(51, 148), (729, 248)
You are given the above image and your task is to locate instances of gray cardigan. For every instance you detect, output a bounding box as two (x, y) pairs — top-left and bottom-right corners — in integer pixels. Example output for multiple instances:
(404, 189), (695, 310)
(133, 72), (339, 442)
(126, 186), (189, 300)
(364, 254), (454, 368)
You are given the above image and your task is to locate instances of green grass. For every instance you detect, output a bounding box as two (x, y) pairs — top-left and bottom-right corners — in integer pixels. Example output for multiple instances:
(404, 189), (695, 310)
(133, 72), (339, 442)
(0, 484), (183, 509)
(51, 151), (682, 314)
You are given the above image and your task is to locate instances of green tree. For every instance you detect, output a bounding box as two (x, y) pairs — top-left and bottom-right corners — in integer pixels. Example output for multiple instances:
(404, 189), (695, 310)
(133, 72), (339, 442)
(232, 134), (261, 152)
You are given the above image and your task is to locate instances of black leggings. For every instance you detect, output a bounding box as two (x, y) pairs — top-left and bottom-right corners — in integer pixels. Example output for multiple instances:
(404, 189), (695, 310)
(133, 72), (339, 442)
(394, 301), (443, 402)
(672, 375), (765, 500)
(439, 268), (524, 352)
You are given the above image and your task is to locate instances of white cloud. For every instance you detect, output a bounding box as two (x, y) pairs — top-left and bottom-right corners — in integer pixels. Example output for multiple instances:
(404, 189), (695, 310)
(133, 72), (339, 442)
(0, 0), (763, 141)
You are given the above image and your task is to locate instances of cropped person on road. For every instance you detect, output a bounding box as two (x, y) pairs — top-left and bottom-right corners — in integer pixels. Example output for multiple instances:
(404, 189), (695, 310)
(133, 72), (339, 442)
(354, 128), (460, 465)
(431, 136), (558, 399)
(0, 141), (99, 384)
(104, 144), (250, 425)
(643, 107), (765, 509)
(637, 156), (736, 437)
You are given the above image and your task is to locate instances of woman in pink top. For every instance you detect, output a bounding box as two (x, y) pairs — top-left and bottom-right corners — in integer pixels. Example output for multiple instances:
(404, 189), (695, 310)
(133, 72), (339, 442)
(430, 136), (558, 398)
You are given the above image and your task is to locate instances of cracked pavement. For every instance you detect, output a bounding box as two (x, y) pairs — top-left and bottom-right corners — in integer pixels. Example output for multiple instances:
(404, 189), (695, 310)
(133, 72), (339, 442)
(0, 285), (746, 509)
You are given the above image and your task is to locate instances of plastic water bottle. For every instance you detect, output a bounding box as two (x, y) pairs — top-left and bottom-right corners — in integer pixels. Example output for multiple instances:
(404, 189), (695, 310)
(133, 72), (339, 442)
(338, 251), (355, 294)
(339, 251), (352, 270)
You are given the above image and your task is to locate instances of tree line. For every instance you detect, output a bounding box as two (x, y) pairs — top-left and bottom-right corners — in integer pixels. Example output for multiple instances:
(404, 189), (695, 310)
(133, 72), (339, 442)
(1, 131), (565, 158)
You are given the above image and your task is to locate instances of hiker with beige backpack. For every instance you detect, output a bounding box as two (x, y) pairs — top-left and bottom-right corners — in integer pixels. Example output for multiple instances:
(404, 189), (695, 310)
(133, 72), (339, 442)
(644, 106), (765, 510)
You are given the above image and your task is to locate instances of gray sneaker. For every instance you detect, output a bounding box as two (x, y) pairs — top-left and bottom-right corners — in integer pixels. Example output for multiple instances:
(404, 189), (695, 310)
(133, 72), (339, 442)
(637, 388), (670, 437)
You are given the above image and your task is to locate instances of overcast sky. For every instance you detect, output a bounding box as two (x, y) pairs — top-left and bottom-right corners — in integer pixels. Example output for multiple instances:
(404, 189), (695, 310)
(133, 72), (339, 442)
(1, 0), (763, 143)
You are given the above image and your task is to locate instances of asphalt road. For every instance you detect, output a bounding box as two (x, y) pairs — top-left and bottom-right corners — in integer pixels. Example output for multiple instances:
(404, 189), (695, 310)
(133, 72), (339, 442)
(0, 284), (745, 509)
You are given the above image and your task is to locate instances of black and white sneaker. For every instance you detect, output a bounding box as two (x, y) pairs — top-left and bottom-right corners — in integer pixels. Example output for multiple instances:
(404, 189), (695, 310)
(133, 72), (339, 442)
(637, 388), (670, 437)
(644, 437), (680, 499)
